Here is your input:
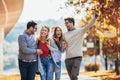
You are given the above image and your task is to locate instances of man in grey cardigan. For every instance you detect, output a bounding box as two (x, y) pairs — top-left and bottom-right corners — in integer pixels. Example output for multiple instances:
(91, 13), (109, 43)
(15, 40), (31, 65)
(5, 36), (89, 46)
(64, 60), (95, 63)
(64, 11), (98, 80)
(18, 21), (42, 80)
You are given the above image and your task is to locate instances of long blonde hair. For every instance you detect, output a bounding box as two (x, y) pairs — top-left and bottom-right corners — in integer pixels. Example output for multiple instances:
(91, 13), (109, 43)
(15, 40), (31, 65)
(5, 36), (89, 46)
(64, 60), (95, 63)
(37, 25), (50, 41)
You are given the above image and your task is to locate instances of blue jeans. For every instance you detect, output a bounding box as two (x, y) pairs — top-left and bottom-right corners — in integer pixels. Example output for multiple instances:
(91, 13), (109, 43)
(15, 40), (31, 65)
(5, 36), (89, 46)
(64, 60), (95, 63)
(55, 61), (61, 79)
(40, 56), (54, 80)
(18, 59), (38, 80)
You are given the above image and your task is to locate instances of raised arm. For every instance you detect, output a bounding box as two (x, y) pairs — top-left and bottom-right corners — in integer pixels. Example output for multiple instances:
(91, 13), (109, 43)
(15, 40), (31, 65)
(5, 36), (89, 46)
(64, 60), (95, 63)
(81, 11), (98, 32)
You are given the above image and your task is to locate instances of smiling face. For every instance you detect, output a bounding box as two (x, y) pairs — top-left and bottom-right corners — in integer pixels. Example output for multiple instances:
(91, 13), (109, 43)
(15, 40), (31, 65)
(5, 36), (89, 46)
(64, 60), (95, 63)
(64, 17), (75, 31)
(29, 25), (37, 34)
(40, 26), (49, 39)
(26, 21), (37, 35)
(55, 27), (62, 38)
(65, 20), (73, 30)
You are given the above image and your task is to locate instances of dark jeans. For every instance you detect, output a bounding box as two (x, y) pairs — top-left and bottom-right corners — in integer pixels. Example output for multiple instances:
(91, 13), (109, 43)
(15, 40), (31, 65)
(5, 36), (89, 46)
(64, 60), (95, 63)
(65, 56), (82, 80)
(18, 59), (38, 80)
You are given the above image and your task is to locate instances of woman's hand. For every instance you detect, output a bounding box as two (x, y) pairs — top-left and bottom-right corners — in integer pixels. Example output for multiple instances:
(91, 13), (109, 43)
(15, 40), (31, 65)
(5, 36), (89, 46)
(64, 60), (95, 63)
(46, 40), (50, 49)
(94, 10), (99, 18)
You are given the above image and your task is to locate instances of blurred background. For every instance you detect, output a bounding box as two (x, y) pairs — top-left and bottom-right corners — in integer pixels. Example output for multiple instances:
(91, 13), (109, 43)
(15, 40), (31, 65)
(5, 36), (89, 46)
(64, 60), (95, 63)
(0, 0), (120, 80)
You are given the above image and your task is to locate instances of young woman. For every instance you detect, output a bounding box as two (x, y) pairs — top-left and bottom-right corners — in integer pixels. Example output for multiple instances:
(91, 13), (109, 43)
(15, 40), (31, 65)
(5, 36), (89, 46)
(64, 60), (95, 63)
(50, 26), (66, 80)
(37, 26), (54, 80)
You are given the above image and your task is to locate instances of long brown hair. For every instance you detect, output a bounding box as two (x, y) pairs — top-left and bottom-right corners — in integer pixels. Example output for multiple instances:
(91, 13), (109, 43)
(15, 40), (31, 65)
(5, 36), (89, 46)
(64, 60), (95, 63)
(38, 25), (50, 41)
(53, 26), (63, 42)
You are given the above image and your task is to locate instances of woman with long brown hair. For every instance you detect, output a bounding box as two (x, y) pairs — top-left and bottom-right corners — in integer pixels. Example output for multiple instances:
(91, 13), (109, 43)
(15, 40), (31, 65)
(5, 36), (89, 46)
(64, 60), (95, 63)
(50, 26), (66, 80)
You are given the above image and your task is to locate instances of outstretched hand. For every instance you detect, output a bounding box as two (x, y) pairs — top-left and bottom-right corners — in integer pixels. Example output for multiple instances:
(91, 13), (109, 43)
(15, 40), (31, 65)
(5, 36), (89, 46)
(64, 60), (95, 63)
(94, 10), (99, 18)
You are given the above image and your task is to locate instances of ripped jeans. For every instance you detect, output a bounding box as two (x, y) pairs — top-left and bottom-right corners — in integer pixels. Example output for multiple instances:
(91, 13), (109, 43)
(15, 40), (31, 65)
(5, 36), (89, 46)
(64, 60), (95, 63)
(40, 56), (54, 80)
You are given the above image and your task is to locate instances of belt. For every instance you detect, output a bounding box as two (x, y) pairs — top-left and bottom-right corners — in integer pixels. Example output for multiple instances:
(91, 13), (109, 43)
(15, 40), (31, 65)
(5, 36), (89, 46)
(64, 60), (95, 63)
(19, 59), (37, 62)
(66, 56), (82, 60)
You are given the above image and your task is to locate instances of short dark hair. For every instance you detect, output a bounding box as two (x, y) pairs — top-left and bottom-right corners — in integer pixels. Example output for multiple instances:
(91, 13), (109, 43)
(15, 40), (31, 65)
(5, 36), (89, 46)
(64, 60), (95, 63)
(64, 17), (75, 26)
(27, 21), (37, 29)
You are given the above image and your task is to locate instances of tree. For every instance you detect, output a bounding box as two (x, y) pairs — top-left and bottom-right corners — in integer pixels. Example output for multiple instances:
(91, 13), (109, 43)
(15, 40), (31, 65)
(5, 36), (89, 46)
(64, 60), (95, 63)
(61, 0), (120, 74)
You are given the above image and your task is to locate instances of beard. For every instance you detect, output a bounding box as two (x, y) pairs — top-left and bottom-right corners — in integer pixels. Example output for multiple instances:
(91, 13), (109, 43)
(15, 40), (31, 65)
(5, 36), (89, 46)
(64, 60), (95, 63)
(67, 26), (71, 31)
(32, 32), (35, 34)
(68, 28), (71, 31)
(30, 30), (35, 34)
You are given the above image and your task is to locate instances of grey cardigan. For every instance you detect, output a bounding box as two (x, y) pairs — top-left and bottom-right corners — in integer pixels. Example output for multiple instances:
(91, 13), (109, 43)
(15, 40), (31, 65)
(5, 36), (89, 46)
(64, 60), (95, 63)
(49, 38), (60, 71)
(37, 38), (60, 75)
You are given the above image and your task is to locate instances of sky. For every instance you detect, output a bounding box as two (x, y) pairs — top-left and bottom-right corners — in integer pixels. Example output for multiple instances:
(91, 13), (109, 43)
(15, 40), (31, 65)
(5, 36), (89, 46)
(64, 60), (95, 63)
(18, 0), (66, 22)
(18, 0), (89, 23)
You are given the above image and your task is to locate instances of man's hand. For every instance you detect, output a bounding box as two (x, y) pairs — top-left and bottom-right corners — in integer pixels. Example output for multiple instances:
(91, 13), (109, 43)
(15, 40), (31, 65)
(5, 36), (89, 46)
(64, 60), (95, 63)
(37, 49), (43, 55)
(94, 10), (99, 18)
(61, 40), (67, 49)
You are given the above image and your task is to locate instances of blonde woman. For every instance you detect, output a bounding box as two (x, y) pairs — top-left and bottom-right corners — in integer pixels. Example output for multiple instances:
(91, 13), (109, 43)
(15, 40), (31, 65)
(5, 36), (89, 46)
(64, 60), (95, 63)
(37, 26), (54, 80)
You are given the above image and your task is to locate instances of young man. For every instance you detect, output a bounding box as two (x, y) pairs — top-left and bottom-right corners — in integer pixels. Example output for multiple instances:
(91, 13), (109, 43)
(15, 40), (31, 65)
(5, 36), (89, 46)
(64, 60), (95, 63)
(64, 12), (98, 80)
(18, 21), (42, 80)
